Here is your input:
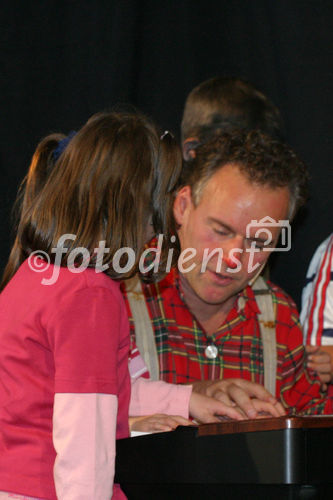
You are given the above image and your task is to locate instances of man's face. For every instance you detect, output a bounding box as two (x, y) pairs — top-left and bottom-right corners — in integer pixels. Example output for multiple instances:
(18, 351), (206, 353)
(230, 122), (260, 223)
(173, 163), (290, 306)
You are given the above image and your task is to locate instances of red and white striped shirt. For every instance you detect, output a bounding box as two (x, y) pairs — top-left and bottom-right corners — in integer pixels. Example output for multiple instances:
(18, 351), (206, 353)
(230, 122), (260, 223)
(301, 234), (333, 346)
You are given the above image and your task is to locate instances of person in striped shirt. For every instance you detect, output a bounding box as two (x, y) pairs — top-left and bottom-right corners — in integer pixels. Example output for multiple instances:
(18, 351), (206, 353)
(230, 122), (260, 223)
(301, 234), (333, 390)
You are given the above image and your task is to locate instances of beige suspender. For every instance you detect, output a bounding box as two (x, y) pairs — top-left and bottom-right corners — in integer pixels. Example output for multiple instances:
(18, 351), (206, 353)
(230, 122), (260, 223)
(126, 275), (277, 395)
(125, 276), (160, 381)
(252, 276), (277, 396)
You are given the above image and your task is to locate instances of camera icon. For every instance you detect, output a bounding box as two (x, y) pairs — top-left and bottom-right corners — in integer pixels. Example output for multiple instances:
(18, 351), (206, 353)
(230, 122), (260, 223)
(246, 216), (291, 252)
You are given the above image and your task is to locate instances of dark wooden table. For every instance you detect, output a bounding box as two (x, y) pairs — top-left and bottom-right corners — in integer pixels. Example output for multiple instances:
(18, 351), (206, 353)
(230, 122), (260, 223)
(115, 416), (333, 499)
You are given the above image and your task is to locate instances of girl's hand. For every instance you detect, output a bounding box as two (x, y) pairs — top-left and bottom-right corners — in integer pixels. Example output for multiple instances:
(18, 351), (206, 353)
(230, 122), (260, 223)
(129, 414), (192, 432)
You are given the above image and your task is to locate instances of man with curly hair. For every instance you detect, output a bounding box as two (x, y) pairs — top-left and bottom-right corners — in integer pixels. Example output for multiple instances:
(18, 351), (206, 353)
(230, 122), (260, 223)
(125, 128), (333, 416)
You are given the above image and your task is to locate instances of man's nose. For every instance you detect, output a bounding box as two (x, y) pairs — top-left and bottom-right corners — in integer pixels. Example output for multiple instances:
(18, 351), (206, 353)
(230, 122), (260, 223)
(222, 237), (244, 269)
(223, 255), (238, 269)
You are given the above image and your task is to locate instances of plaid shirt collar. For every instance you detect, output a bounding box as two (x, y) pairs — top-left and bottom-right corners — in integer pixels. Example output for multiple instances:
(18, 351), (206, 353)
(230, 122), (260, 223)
(172, 269), (261, 329)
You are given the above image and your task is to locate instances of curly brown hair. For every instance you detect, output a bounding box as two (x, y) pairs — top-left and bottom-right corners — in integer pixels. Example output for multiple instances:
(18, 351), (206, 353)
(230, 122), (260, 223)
(180, 129), (309, 218)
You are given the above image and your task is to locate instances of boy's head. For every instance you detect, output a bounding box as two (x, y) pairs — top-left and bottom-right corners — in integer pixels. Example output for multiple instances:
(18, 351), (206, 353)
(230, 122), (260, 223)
(181, 77), (284, 159)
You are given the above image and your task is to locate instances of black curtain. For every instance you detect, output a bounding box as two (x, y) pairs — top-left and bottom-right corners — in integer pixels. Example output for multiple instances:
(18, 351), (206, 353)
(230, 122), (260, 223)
(2, 0), (333, 307)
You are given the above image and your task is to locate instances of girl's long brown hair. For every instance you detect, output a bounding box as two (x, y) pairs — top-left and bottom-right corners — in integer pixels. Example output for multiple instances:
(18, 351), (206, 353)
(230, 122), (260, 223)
(1, 111), (182, 290)
(1, 133), (65, 289)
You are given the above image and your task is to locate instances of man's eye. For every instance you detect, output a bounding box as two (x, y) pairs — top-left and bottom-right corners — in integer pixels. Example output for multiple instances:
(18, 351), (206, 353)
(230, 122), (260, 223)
(245, 239), (265, 250)
(214, 229), (228, 236)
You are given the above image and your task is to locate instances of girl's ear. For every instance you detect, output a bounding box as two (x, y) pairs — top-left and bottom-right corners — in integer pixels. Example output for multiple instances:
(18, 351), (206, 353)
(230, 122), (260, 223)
(173, 186), (192, 226)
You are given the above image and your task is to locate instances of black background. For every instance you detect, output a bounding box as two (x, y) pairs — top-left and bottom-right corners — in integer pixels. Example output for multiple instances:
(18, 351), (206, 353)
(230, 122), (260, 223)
(2, 1), (333, 308)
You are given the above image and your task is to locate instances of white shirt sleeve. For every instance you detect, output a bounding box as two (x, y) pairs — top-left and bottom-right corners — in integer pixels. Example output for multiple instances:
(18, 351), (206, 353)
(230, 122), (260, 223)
(53, 393), (118, 499)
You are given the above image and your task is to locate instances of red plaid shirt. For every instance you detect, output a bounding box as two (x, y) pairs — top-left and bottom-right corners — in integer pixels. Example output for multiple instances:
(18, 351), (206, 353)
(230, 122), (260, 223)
(122, 269), (333, 415)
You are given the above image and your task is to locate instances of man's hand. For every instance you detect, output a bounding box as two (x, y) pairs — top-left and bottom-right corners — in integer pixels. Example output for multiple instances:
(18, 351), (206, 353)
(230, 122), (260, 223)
(129, 414), (192, 433)
(305, 345), (333, 390)
(189, 391), (246, 423)
(191, 379), (285, 419)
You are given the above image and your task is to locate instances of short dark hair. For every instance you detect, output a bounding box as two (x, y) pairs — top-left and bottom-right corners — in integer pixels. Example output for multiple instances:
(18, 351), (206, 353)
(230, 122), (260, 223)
(181, 77), (284, 143)
(180, 129), (308, 218)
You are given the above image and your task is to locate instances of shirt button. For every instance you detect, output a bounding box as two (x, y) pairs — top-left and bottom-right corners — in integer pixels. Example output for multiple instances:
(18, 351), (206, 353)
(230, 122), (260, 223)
(205, 344), (218, 359)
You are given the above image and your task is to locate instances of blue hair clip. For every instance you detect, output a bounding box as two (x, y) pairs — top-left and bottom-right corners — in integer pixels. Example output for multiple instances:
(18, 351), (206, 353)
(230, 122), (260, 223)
(53, 131), (77, 161)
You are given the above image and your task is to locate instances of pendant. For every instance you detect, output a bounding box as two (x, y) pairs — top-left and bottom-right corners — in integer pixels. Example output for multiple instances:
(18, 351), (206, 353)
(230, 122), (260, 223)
(205, 344), (218, 359)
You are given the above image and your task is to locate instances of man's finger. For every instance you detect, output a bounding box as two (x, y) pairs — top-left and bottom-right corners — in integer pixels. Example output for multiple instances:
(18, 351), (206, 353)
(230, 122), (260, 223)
(273, 401), (286, 416)
(305, 345), (320, 354)
(308, 353), (331, 364)
(308, 362), (332, 373)
(213, 403), (245, 422)
(209, 389), (235, 407)
(318, 373), (332, 383)
(226, 384), (259, 419)
(252, 399), (285, 417)
(233, 379), (276, 404)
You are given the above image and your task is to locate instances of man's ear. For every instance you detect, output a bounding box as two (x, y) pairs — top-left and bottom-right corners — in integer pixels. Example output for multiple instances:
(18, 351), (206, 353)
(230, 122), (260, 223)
(182, 137), (199, 161)
(173, 186), (192, 226)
